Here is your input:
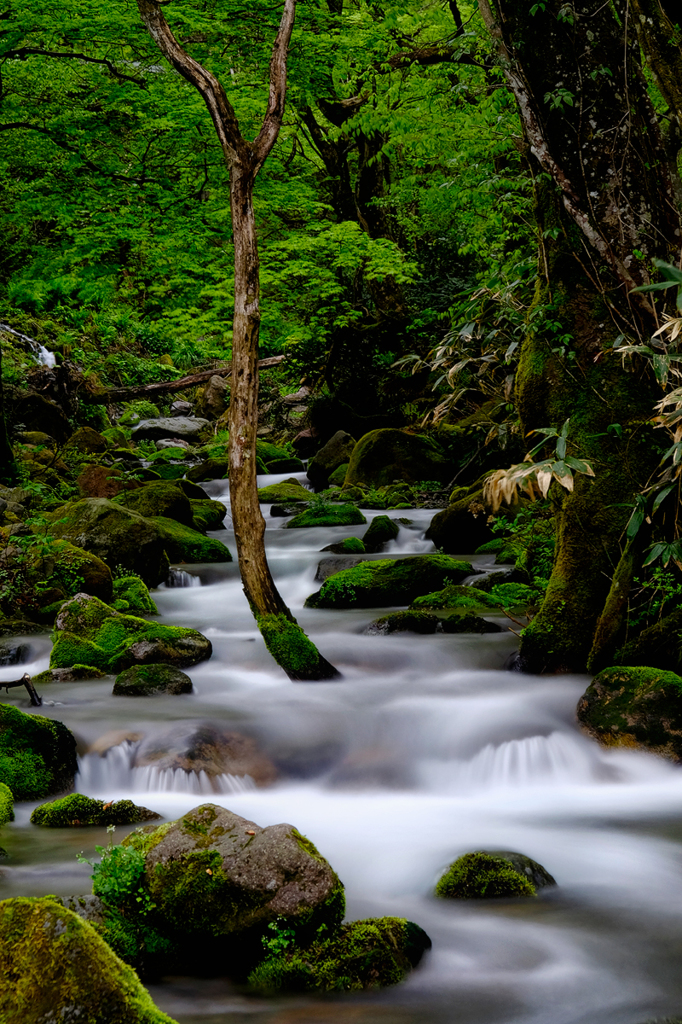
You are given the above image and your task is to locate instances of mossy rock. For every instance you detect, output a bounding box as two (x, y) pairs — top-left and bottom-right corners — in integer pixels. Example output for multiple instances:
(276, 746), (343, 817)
(0, 897), (177, 1023)
(362, 515), (400, 553)
(113, 481), (194, 527)
(0, 704), (77, 801)
(440, 615), (504, 634)
(320, 536), (366, 555)
(255, 440), (291, 464)
(121, 804), (345, 961)
(32, 664), (108, 685)
(307, 431), (357, 490)
(65, 426), (110, 455)
(102, 426), (130, 449)
(149, 516), (232, 564)
(257, 478), (310, 503)
(577, 666), (682, 761)
(285, 503), (366, 529)
(306, 554), (475, 609)
(615, 608), (682, 674)
(112, 576), (158, 616)
(46, 498), (170, 587)
(328, 462), (349, 488)
(185, 457), (228, 483)
(0, 618), (47, 637)
(26, 538), (114, 605)
(149, 464), (187, 481)
(338, 485), (366, 503)
(435, 852), (539, 900)
(345, 429), (450, 489)
(31, 793), (160, 827)
(426, 489), (494, 554)
(248, 916), (431, 993)
(0, 782), (14, 826)
(411, 583), (500, 612)
(113, 664), (193, 696)
(365, 610), (440, 635)
(189, 498), (226, 532)
(50, 594), (212, 673)
(475, 538), (507, 554)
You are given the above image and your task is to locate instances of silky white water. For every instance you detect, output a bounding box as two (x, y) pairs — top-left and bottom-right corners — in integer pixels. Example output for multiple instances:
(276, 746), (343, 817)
(2, 471), (682, 1024)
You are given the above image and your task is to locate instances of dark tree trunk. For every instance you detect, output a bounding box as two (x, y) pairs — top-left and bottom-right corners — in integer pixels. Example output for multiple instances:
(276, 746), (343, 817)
(479, 0), (682, 672)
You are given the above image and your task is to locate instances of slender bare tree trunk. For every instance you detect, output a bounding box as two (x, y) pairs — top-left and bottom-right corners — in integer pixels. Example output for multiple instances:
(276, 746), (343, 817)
(137, 0), (338, 680)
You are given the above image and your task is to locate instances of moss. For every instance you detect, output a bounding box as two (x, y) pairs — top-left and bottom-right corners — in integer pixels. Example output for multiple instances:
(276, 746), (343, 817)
(257, 478), (310, 503)
(345, 429), (450, 489)
(0, 704), (77, 800)
(366, 610), (440, 634)
(248, 916), (431, 994)
(113, 482), (194, 527)
(0, 897), (177, 1023)
(412, 584), (499, 612)
(113, 664), (192, 696)
(588, 539), (638, 673)
(0, 781), (14, 826)
(306, 554), (475, 609)
(475, 538), (507, 554)
(186, 457), (229, 483)
(31, 794), (159, 828)
(577, 665), (682, 760)
(112, 576), (158, 616)
(50, 594), (212, 673)
(188, 498), (226, 532)
(435, 852), (536, 900)
(257, 613), (340, 681)
(615, 608), (682, 674)
(328, 462), (349, 487)
(285, 503), (366, 529)
(149, 516), (232, 564)
(255, 440), (291, 464)
(362, 515), (400, 552)
(32, 664), (107, 685)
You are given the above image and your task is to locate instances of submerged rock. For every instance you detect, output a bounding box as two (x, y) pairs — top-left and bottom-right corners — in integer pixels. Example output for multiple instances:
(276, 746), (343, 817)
(50, 594), (212, 674)
(133, 722), (276, 783)
(305, 554), (475, 609)
(435, 851), (554, 899)
(577, 666), (682, 761)
(248, 916), (431, 993)
(345, 429), (450, 489)
(113, 663), (193, 696)
(0, 897), (176, 1024)
(31, 793), (160, 827)
(0, 704), (77, 801)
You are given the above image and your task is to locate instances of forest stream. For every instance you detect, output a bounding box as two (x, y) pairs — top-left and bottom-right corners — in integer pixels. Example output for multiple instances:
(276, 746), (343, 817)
(2, 471), (682, 1024)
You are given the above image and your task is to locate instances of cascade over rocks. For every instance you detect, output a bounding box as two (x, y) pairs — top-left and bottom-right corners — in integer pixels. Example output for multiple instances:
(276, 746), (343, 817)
(132, 722), (277, 783)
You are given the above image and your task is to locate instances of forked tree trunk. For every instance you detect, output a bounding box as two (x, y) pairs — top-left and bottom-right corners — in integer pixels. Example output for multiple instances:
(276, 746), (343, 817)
(137, 0), (338, 681)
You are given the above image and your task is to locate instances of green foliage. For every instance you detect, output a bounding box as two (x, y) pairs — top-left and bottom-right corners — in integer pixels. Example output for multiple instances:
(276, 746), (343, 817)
(81, 839), (155, 916)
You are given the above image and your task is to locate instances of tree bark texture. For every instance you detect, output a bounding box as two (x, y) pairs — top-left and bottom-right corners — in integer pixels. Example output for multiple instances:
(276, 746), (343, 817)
(479, 0), (682, 672)
(137, 0), (338, 680)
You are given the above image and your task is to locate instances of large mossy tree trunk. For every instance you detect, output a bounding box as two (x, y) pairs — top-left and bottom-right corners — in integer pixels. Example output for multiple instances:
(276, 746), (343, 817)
(137, 0), (338, 681)
(479, 0), (682, 673)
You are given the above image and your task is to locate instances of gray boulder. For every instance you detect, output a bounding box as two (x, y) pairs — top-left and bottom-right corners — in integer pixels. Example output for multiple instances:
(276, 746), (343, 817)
(131, 416), (210, 442)
(196, 375), (228, 419)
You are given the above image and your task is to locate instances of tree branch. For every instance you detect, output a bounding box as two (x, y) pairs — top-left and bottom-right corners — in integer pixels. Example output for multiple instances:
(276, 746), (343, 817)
(3, 48), (147, 88)
(253, 0), (296, 167)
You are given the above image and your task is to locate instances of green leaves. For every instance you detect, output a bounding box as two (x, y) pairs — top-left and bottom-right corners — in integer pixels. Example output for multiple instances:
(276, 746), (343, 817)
(630, 259), (682, 312)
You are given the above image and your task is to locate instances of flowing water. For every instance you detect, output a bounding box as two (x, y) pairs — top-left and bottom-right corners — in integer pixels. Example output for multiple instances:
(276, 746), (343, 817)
(3, 472), (682, 1024)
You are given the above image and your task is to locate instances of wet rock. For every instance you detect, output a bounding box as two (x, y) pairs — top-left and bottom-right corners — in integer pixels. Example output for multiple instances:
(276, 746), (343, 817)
(113, 481), (194, 527)
(156, 437), (191, 451)
(362, 515), (400, 553)
(435, 851), (553, 899)
(426, 489), (495, 554)
(185, 457), (228, 483)
(113, 664), (192, 696)
(305, 554), (475, 609)
(257, 478), (310, 503)
(248, 916), (431, 993)
(477, 850), (556, 890)
(131, 416), (210, 442)
(170, 399), (193, 416)
(189, 498), (226, 532)
(307, 430), (356, 491)
(577, 666), (682, 761)
(0, 704), (77, 800)
(0, 640), (30, 666)
(314, 556), (361, 582)
(196, 375), (228, 419)
(133, 723), (276, 784)
(50, 593), (212, 674)
(31, 665), (108, 686)
(285, 503), (366, 529)
(31, 793), (160, 827)
(0, 897), (174, 1024)
(88, 730), (144, 755)
(345, 429), (450, 489)
(149, 516), (232, 563)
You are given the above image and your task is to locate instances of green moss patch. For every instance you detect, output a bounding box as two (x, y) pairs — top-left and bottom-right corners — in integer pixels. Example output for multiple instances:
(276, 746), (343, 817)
(285, 503), (366, 529)
(149, 516), (232, 564)
(0, 782), (14, 826)
(0, 704), (77, 801)
(112, 576), (158, 616)
(113, 664), (193, 696)
(435, 852), (536, 900)
(257, 613), (340, 681)
(31, 793), (160, 828)
(257, 478), (310, 503)
(306, 554), (475, 609)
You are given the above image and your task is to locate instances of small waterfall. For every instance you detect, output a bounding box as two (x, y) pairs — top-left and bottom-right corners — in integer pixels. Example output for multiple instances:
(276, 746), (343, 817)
(77, 741), (256, 796)
(0, 322), (56, 367)
(36, 343), (56, 368)
(163, 568), (202, 588)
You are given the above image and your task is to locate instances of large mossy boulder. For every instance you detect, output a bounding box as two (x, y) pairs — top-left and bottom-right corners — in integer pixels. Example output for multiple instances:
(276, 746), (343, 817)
(285, 503), (366, 529)
(65, 426), (110, 455)
(189, 498), (226, 532)
(0, 704), (77, 801)
(0, 781), (14, 826)
(27, 538), (114, 606)
(305, 554), (475, 609)
(46, 498), (170, 587)
(148, 516), (232, 564)
(113, 664), (193, 696)
(122, 804), (345, 958)
(113, 481), (194, 527)
(31, 793), (160, 828)
(185, 457), (229, 483)
(248, 916), (431, 993)
(435, 851), (555, 900)
(577, 666), (682, 760)
(345, 429), (450, 489)
(425, 489), (494, 554)
(50, 594), (212, 673)
(0, 897), (177, 1024)
(307, 430), (356, 490)
(257, 478), (310, 503)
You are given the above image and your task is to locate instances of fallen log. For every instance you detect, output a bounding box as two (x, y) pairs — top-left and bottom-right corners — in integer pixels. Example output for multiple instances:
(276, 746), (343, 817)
(80, 354), (286, 404)
(1, 673), (42, 707)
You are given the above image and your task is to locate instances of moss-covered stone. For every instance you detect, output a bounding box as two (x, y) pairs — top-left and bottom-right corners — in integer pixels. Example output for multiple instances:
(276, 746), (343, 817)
(365, 610), (440, 634)
(411, 583), (500, 612)
(46, 498), (170, 587)
(257, 478), (311, 503)
(426, 489), (495, 554)
(320, 536), (366, 554)
(435, 852), (538, 899)
(185, 457), (229, 482)
(306, 554), (475, 609)
(345, 429), (450, 489)
(307, 431), (357, 490)
(112, 576), (158, 616)
(0, 781), (14, 826)
(50, 594), (212, 673)
(102, 426), (130, 449)
(285, 503), (366, 529)
(257, 613), (340, 681)
(577, 665), (682, 760)
(0, 897), (177, 1023)
(31, 794), (160, 827)
(65, 426), (110, 455)
(615, 608), (682, 675)
(328, 462), (349, 487)
(248, 916), (431, 993)
(113, 664), (193, 696)
(362, 515), (400, 553)
(113, 482), (194, 527)
(0, 704), (77, 800)
(32, 664), (108, 686)
(149, 516), (232, 564)
(189, 498), (226, 532)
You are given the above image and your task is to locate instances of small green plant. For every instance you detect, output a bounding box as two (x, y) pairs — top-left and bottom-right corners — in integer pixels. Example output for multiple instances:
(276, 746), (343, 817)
(261, 918), (297, 958)
(78, 830), (155, 916)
